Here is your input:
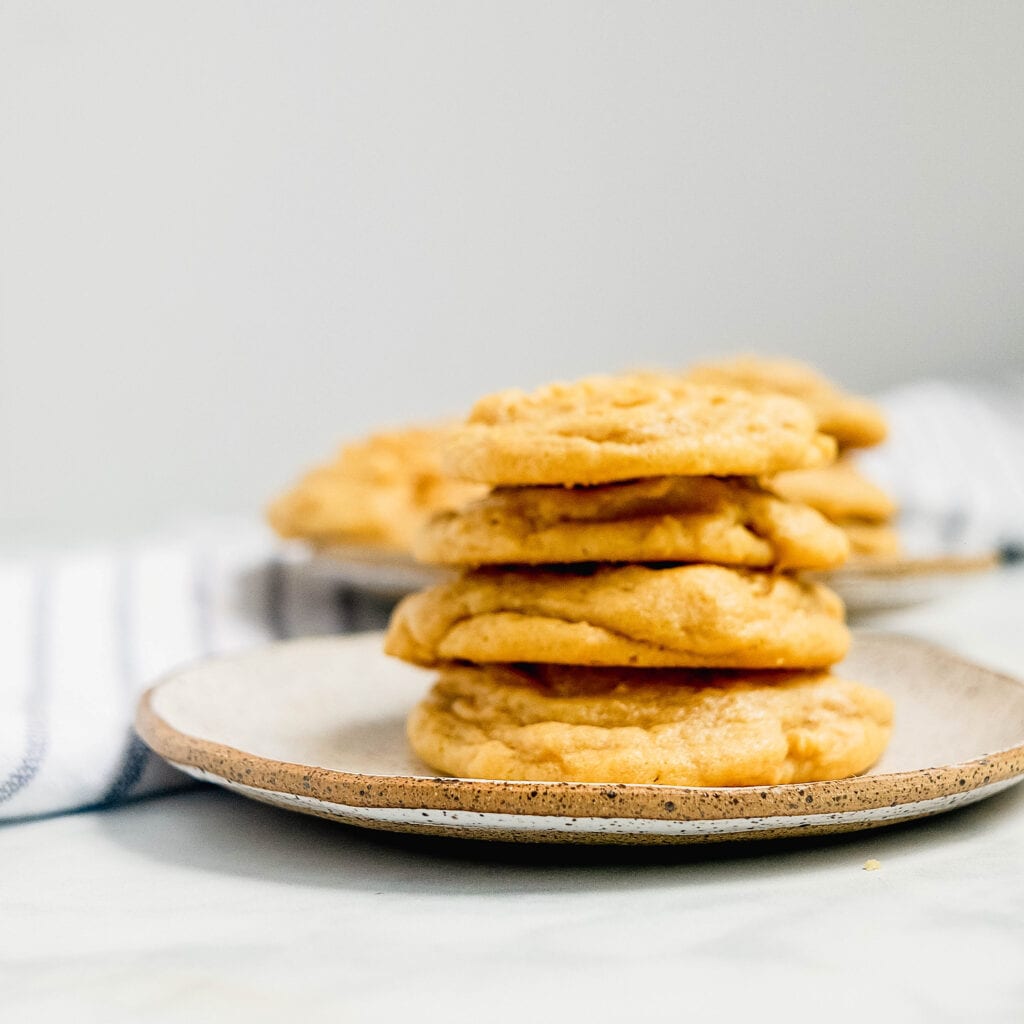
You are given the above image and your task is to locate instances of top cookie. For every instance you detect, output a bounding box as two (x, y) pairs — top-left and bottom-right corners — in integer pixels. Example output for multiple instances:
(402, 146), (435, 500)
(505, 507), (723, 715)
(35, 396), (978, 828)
(443, 375), (836, 486)
(686, 356), (888, 449)
(268, 425), (485, 550)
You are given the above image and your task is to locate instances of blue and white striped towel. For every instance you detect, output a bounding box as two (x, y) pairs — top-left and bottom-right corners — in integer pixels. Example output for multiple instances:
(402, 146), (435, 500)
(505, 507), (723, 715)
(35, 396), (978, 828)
(2, 377), (1023, 822)
(0, 524), (394, 822)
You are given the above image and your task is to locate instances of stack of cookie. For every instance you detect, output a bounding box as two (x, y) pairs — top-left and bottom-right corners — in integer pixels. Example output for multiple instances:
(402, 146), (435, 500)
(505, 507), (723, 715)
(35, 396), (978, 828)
(384, 374), (893, 787)
(687, 356), (899, 560)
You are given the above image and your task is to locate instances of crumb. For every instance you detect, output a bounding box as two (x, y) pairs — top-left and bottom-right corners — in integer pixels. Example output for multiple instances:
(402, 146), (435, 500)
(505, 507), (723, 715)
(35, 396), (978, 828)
(863, 858), (881, 871)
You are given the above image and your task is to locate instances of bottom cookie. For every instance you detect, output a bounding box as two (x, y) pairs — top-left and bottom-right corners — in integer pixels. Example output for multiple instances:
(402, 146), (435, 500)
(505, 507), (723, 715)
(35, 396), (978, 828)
(408, 664), (894, 787)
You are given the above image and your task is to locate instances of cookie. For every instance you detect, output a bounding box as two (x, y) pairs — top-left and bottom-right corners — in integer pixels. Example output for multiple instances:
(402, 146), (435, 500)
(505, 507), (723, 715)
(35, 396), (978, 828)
(443, 375), (836, 486)
(407, 663), (894, 786)
(840, 521), (901, 559)
(687, 356), (888, 449)
(268, 425), (484, 550)
(385, 563), (849, 669)
(767, 460), (896, 523)
(415, 476), (849, 570)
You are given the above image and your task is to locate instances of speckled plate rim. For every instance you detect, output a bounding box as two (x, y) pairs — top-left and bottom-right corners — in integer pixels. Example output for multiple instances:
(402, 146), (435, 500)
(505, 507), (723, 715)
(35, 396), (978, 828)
(816, 551), (999, 582)
(135, 634), (1024, 844)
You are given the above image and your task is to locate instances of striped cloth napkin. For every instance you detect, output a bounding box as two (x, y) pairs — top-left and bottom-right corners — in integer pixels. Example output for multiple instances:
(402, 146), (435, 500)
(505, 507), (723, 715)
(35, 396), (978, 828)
(0, 525), (394, 822)
(2, 376), (1022, 822)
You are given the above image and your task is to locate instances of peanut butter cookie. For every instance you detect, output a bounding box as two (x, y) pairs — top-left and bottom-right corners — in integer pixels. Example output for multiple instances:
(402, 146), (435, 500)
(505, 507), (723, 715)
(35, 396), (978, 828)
(385, 564), (849, 669)
(415, 476), (849, 570)
(268, 425), (484, 550)
(408, 663), (893, 785)
(443, 375), (836, 486)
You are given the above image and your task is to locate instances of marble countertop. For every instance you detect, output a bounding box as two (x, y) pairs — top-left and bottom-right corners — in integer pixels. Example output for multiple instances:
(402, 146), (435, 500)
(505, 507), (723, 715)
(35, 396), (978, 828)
(5, 567), (1024, 1023)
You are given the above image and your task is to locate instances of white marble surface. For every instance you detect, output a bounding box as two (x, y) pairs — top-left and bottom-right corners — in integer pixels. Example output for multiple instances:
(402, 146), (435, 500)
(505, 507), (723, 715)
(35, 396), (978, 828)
(4, 567), (1024, 1023)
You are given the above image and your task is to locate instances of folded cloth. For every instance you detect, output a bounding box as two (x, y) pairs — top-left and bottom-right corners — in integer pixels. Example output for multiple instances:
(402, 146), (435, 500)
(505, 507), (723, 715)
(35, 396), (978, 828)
(859, 377), (1024, 559)
(0, 524), (394, 822)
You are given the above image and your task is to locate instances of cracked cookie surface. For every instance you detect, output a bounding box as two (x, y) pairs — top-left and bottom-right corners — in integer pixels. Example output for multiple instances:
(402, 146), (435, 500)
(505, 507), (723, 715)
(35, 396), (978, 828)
(385, 564), (849, 669)
(415, 476), (849, 570)
(443, 375), (836, 486)
(408, 663), (893, 785)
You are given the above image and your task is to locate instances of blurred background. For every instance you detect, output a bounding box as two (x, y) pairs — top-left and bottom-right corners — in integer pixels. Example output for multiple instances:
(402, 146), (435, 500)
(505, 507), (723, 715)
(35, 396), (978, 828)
(2, 1), (1022, 544)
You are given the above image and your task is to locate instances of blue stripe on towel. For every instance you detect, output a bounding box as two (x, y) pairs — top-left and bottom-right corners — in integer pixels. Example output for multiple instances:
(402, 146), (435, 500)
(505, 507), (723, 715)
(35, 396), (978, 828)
(0, 570), (50, 805)
(100, 557), (150, 805)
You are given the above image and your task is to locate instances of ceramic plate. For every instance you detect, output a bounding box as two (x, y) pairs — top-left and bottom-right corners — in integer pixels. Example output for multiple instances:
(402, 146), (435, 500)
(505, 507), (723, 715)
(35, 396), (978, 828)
(136, 632), (1024, 845)
(816, 553), (998, 615)
(310, 543), (998, 612)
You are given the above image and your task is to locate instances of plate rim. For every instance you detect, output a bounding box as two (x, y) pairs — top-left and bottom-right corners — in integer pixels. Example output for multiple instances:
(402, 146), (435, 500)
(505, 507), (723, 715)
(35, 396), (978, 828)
(817, 551), (999, 583)
(135, 631), (1024, 826)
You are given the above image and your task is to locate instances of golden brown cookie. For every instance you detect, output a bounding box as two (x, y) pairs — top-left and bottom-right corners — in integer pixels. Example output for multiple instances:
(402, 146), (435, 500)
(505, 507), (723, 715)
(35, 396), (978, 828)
(268, 425), (484, 550)
(840, 521), (901, 559)
(415, 476), (849, 570)
(408, 663), (894, 786)
(767, 459), (896, 523)
(385, 564), (849, 669)
(443, 375), (836, 486)
(687, 356), (888, 449)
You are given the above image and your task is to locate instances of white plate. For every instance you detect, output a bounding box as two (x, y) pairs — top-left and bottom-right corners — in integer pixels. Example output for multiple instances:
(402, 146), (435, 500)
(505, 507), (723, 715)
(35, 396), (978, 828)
(136, 632), (1024, 845)
(311, 543), (998, 613)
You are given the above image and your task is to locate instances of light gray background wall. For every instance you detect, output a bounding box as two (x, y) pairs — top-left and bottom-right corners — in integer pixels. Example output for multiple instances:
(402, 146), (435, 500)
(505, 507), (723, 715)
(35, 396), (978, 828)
(2, 2), (1022, 542)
